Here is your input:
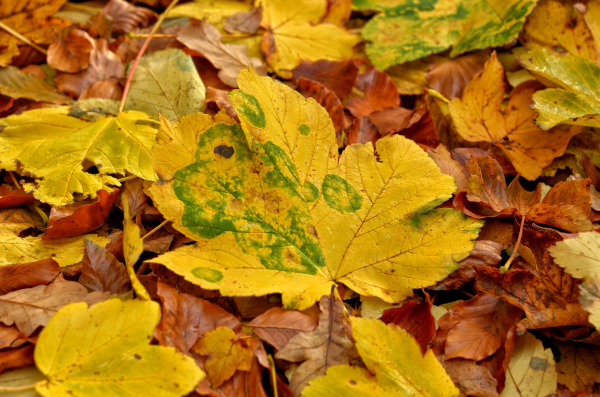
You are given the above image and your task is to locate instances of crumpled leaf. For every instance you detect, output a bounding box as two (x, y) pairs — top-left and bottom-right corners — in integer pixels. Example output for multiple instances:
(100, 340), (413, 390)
(301, 317), (459, 397)
(0, 276), (108, 336)
(353, 0), (536, 70)
(555, 342), (600, 392)
(33, 298), (203, 397)
(47, 29), (93, 73)
(0, 108), (158, 206)
(0, 258), (59, 295)
(79, 239), (131, 295)
(248, 307), (318, 351)
(520, 49), (600, 129)
(194, 326), (253, 388)
(0, 66), (71, 105)
(96, 0), (157, 34)
(148, 67), (482, 310)
(501, 332), (557, 397)
(450, 53), (577, 180)
(176, 20), (266, 88)
(0, 226), (108, 267)
(124, 48), (206, 120)
(259, 0), (360, 78)
(276, 296), (355, 395)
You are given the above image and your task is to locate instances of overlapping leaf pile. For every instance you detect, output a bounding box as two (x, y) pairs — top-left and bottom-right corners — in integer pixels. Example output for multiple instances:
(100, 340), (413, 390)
(0, 0), (599, 396)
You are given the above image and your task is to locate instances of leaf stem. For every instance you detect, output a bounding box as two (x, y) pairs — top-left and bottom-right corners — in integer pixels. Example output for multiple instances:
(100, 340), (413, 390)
(0, 21), (48, 55)
(118, 0), (180, 113)
(0, 383), (36, 391)
(267, 354), (279, 397)
(127, 33), (176, 39)
(142, 219), (169, 240)
(501, 215), (526, 273)
(8, 171), (20, 189)
(117, 175), (138, 183)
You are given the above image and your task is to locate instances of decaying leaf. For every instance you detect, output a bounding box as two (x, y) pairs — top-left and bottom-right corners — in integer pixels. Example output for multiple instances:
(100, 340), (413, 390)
(148, 67), (482, 310)
(248, 307), (317, 351)
(33, 299), (203, 396)
(79, 239), (131, 295)
(47, 29), (94, 73)
(0, 108), (158, 206)
(96, 0), (158, 35)
(302, 317), (459, 397)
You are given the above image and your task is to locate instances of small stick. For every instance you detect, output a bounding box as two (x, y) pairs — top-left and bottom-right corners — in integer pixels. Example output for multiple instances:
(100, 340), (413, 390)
(142, 219), (169, 240)
(119, 0), (181, 113)
(501, 215), (526, 273)
(127, 33), (176, 39)
(0, 21), (47, 55)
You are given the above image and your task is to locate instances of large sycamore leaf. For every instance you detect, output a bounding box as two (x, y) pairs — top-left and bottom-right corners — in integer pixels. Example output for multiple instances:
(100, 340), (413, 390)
(450, 53), (576, 180)
(34, 299), (204, 396)
(301, 317), (459, 397)
(520, 49), (600, 129)
(0, 108), (158, 206)
(353, 0), (536, 70)
(123, 48), (206, 121)
(148, 68), (482, 310)
(258, 0), (361, 79)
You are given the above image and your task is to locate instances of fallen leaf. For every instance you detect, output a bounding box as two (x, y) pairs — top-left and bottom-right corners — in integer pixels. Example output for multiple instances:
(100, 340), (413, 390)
(302, 317), (459, 397)
(344, 116), (381, 146)
(276, 295), (356, 395)
(368, 106), (413, 135)
(426, 51), (490, 100)
(346, 65), (399, 118)
(297, 78), (346, 135)
(96, 0), (157, 34)
(502, 332), (557, 397)
(0, 277), (108, 336)
(0, 226), (109, 267)
(450, 53), (576, 180)
(194, 326), (253, 388)
(259, 0), (360, 78)
(0, 258), (59, 295)
(555, 342), (600, 392)
(0, 208), (43, 232)
(292, 58), (359, 100)
(0, 66), (71, 105)
(380, 296), (436, 354)
(247, 307), (317, 351)
(123, 48), (206, 120)
(0, 187), (35, 210)
(177, 20), (266, 88)
(43, 189), (118, 239)
(54, 39), (124, 98)
(427, 144), (469, 193)
(166, 0), (251, 26)
(79, 239), (131, 295)
(47, 29), (93, 73)
(386, 59), (430, 95)
(224, 6), (262, 34)
(33, 299), (203, 396)
(205, 87), (238, 119)
(79, 78), (122, 100)
(0, 107), (158, 206)
(0, 366), (45, 393)
(123, 194), (150, 301)
(148, 68), (482, 310)
(0, 345), (35, 375)
(579, 276), (600, 331)
(354, 0), (536, 69)
(549, 231), (600, 280)
(438, 358), (500, 397)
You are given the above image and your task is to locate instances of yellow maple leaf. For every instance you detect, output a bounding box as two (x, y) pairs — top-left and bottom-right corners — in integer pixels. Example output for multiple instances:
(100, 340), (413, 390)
(122, 194), (151, 301)
(148, 67), (482, 310)
(449, 52), (577, 180)
(258, 0), (361, 78)
(301, 317), (459, 397)
(34, 299), (203, 396)
(0, 108), (158, 206)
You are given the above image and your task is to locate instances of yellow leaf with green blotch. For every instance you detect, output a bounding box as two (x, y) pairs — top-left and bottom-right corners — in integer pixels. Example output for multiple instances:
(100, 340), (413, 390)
(148, 67), (482, 310)
(354, 0), (537, 70)
(194, 326), (253, 388)
(258, 0), (361, 78)
(301, 317), (459, 397)
(34, 299), (204, 397)
(520, 49), (600, 129)
(0, 108), (158, 206)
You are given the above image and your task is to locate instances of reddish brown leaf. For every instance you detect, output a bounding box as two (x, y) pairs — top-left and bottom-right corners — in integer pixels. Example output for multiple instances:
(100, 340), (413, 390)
(224, 6), (262, 34)
(54, 39), (125, 97)
(0, 323), (25, 350)
(542, 179), (592, 214)
(466, 156), (509, 213)
(506, 178), (542, 215)
(96, 0), (158, 35)
(0, 344), (34, 374)
(452, 148), (517, 177)
(368, 106), (413, 135)
(248, 307), (318, 351)
(0, 187), (35, 209)
(345, 117), (381, 146)
(43, 189), (118, 239)
(581, 153), (599, 189)
(79, 239), (131, 295)
(204, 87), (238, 120)
(0, 258), (59, 295)
(346, 65), (399, 118)
(79, 78), (123, 100)
(143, 229), (174, 254)
(427, 144), (469, 193)
(297, 78), (347, 135)
(47, 30), (93, 73)
(234, 296), (281, 319)
(398, 107), (440, 147)
(380, 298), (436, 354)
(292, 59), (358, 100)
(116, 178), (149, 218)
(445, 320), (502, 361)
(425, 51), (489, 100)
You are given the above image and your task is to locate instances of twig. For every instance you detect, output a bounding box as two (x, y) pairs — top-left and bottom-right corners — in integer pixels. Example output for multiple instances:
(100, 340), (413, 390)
(127, 33), (176, 39)
(0, 21), (47, 55)
(119, 0), (181, 113)
(142, 219), (169, 240)
(501, 215), (526, 273)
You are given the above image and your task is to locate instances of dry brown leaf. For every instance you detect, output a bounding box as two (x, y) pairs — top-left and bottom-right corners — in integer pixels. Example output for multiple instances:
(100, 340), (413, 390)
(425, 51), (489, 100)
(0, 344), (34, 375)
(292, 59), (358, 100)
(177, 20), (266, 88)
(79, 78), (123, 100)
(345, 116), (381, 146)
(297, 77), (346, 135)
(248, 307), (318, 351)
(346, 65), (400, 118)
(0, 258), (59, 295)
(47, 29), (94, 73)
(0, 323), (25, 350)
(96, 0), (158, 35)
(276, 295), (356, 396)
(224, 6), (262, 34)
(427, 144), (469, 192)
(368, 106), (413, 135)
(0, 276), (108, 336)
(79, 239), (131, 295)
(204, 87), (238, 120)
(556, 342), (600, 392)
